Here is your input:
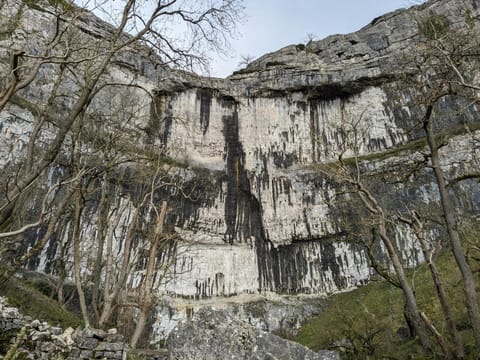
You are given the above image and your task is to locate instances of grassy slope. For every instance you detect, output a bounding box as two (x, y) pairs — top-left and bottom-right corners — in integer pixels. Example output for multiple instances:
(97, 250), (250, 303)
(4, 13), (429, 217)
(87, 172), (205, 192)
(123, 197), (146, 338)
(294, 251), (479, 358)
(0, 276), (82, 329)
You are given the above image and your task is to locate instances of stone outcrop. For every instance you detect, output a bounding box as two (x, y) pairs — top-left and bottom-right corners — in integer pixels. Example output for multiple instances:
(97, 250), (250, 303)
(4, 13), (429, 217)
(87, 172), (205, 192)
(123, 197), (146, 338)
(167, 307), (337, 360)
(0, 0), (479, 346)
(152, 294), (324, 343)
(0, 297), (127, 360)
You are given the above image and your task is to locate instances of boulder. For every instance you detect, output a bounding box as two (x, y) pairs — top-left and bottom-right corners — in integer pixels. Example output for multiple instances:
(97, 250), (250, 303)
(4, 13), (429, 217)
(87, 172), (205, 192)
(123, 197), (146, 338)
(167, 307), (337, 360)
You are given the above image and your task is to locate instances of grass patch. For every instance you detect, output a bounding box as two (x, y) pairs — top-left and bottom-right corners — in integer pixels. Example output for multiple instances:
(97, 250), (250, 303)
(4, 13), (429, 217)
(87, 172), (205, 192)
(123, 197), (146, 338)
(23, 0), (74, 12)
(0, 276), (82, 329)
(295, 280), (406, 357)
(265, 61), (286, 67)
(296, 44), (306, 51)
(294, 251), (480, 358)
(231, 66), (261, 76)
(23, 0), (46, 11)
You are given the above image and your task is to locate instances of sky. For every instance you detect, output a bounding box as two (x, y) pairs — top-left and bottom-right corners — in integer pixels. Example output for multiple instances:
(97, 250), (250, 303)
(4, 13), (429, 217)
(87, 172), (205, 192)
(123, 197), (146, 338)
(211, 0), (423, 77)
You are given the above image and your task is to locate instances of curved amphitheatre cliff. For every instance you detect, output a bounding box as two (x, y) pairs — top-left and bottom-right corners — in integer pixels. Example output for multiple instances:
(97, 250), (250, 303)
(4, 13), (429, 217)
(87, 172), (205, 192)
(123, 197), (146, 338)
(0, 0), (479, 345)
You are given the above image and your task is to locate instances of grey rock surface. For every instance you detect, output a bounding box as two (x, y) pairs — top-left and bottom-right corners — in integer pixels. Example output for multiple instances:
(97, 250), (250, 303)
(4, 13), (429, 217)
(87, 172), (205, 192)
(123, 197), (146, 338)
(167, 307), (337, 360)
(317, 350), (341, 360)
(0, 297), (128, 360)
(0, 0), (479, 347)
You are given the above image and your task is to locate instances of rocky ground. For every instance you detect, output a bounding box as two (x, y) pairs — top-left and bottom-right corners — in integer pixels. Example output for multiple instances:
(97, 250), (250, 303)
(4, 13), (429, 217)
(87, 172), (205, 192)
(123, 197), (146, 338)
(168, 307), (339, 360)
(0, 296), (339, 359)
(0, 297), (127, 359)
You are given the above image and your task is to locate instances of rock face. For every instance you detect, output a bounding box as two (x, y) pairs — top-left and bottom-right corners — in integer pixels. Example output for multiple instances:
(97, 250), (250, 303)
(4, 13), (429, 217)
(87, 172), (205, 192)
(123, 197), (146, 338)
(167, 307), (334, 360)
(144, 0), (480, 300)
(0, 0), (479, 346)
(151, 294), (324, 344)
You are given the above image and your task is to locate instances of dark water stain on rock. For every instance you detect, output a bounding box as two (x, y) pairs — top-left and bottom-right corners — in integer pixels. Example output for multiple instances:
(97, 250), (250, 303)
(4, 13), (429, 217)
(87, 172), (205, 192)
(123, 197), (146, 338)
(197, 89), (213, 135)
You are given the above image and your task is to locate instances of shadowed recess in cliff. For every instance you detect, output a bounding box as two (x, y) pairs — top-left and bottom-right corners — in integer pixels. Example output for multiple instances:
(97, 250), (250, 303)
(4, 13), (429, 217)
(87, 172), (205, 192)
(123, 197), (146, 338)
(249, 76), (397, 101)
(309, 101), (319, 163)
(222, 99), (260, 244)
(168, 169), (224, 230)
(196, 89), (212, 135)
(148, 91), (174, 145)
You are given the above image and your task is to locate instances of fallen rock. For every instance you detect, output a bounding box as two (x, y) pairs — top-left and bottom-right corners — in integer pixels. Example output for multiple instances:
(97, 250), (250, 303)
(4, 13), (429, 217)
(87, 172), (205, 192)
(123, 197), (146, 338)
(317, 349), (341, 360)
(167, 307), (334, 360)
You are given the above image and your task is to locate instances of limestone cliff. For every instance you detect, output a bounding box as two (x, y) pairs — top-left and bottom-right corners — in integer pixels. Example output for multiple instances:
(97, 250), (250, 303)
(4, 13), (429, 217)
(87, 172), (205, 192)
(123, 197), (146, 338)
(144, 0), (480, 298)
(0, 0), (479, 345)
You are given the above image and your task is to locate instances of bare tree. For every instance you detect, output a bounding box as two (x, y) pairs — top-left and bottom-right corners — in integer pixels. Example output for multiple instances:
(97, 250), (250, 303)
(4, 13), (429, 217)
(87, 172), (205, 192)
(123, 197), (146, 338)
(129, 200), (168, 349)
(322, 156), (433, 353)
(304, 33), (317, 53)
(56, 84), (186, 340)
(0, 0), (244, 234)
(315, 85), (477, 356)
(318, 9), (479, 356)
(398, 211), (463, 358)
(237, 54), (255, 69)
(0, 0), (244, 346)
(0, 170), (86, 281)
(397, 9), (480, 348)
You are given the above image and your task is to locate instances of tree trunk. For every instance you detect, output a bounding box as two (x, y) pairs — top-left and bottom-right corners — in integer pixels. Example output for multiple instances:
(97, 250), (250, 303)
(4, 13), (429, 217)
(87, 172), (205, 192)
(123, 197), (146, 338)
(91, 174), (109, 321)
(420, 311), (451, 359)
(73, 190), (90, 328)
(98, 197), (130, 328)
(130, 308), (149, 350)
(377, 227), (432, 351)
(425, 114), (480, 348)
(130, 201), (167, 349)
(408, 216), (463, 358)
(1, 183), (76, 281)
(356, 188), (432, 352)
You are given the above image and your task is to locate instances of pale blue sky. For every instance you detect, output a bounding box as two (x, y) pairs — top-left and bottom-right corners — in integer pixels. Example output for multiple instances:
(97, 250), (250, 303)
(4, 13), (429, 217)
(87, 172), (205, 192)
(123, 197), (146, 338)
(212, 0), (422, 77)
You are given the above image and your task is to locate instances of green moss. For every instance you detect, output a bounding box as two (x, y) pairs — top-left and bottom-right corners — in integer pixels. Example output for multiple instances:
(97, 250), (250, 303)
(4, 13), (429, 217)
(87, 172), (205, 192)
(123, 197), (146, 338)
(463, 9), (475, 28)
(0, 329), (17, 354)
(418, 12), (450, 40)
(0, 32), (11, 41)
(331, 120), (480, 167)
(296, 44), (306, 51)
(265, 61), (286, 67)
(295, 281), (404, 355)
(47, 0), (71, 7)
(22, 0), (45, 11)
(244, 300), (266, 319)
(231, 66), (261, 76)
(23, 0), (74, 12)
(0, 277), (82, 329)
